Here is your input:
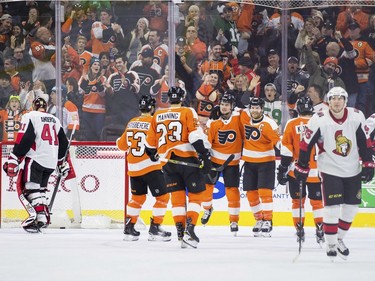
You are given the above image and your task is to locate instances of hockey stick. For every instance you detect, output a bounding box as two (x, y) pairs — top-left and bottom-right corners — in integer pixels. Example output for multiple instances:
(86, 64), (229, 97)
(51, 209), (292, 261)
(293, 121), (305, 262)
(164, 154), (235, 172)
(48, 122), (77, 211)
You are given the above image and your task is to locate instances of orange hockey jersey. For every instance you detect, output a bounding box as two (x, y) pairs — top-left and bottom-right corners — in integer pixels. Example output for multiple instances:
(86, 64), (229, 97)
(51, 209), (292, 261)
(117, 114), (162, 177)
(281, 116), (320, 183)
(240, 110), (280, 163)
(207, 111), (243, 166)
(146, 105), (209, 161)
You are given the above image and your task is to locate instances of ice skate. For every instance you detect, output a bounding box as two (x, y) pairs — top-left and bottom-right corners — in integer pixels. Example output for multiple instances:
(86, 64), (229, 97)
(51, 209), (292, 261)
(326, 244), (337, 261)
(337, 239), (349, 260)
(315, 223), (325, 246)
(253, 220), (264, 237)
(176, 222), (187, 248)
(23, 221), (42, 233)
(296, 223), (305, 243)
(123, 218), (140, 241)
(201, 207), (213, 225)
(182, 218), (199, 248)
(261, 220), (273, 237)
(230, 222), (238, 236)
(148, 218), (171, 242)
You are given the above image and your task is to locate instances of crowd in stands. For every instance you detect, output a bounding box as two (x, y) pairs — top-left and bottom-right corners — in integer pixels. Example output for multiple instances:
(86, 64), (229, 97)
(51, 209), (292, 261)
(0, 1), (374, 141)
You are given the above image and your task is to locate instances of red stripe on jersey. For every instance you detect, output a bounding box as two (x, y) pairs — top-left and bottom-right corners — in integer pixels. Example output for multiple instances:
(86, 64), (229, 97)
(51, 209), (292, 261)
(300, 139), (309, 152)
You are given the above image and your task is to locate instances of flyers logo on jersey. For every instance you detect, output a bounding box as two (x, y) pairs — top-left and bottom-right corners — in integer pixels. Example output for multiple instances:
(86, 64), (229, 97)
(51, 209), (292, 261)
(332, 130), (352, 157)
(218, 130), (236, 144)
(245, 124), (264, 141)
(199, 100), (214, 112)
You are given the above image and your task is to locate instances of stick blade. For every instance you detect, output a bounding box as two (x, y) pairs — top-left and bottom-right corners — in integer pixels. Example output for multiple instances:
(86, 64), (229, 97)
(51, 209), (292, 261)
(214, 154), (235, 172)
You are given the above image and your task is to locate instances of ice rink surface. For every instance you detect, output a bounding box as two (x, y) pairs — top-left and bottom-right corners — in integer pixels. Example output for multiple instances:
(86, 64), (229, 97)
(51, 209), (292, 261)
(1, 226), (374, 281)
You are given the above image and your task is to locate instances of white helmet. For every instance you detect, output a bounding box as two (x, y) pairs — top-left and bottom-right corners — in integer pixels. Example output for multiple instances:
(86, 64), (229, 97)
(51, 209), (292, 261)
(327, 87), (348, 101)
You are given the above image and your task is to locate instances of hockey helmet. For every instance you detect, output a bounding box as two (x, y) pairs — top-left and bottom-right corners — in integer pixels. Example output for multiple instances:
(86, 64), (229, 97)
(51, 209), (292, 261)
(249, 97), (265, 109)
(167, 86), (185, 104)
(32, 97), (48, 111)
(326, 87), (348, 101)
(139, 95), (156, 113)
(296, 96), (314, 115)
(220, 92), (236, 104)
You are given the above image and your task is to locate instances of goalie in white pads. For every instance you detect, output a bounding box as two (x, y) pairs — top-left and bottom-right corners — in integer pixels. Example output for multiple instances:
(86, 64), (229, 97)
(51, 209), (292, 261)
(3, 97), (69, 233)
(294, 87), (374, 260)
(117, 95), (171, 242)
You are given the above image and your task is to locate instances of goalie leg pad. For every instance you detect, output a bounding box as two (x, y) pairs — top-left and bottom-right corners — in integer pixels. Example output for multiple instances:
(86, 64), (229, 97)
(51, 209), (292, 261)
(24, 182), (49, 227)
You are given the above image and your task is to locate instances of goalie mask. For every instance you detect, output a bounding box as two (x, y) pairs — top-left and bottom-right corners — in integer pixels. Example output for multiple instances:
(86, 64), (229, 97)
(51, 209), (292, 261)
(296, 96), (314, 115)
(139, 95), (156, 113)
(167, 86), (185, 104)
(32, 97), (48, 111)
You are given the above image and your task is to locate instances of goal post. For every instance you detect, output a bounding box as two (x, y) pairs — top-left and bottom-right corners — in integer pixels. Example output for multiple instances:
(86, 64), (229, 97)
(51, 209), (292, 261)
(0, 141), (129, 229)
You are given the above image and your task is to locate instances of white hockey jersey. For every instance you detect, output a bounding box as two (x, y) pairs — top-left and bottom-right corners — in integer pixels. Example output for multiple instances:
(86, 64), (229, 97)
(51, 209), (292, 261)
(13, 111), (68, 169)
(300, 107), (369, 177)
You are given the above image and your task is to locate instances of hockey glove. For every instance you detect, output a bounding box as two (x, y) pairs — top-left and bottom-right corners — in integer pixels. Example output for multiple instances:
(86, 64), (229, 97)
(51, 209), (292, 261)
(145, 147), (160, 162)
(199, 151), (212, 175)
(3, 152), (20, 177)
(277, 164), (289, 185)
(294, 162), (309, 183)
(209, 106), (221, 120)
(361, 163), (374, 183)
(57, 160), (70, 179)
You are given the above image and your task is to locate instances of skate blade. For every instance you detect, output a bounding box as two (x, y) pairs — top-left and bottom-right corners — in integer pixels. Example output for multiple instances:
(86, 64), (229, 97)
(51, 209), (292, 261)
(232, 231), (238, 237)
(123, 235), (139, 241)
(338, 252), (348, 261)
(253, 232), (262, 237)
(182, 237), (198, 248)
(317, 241), (324, 248)
(261, 232), (272, 238)
(148, 235), (171, 242)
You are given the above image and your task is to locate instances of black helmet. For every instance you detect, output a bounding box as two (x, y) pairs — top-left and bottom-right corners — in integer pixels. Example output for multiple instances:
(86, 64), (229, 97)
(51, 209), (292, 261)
(296, 96), (314, 115)
(220, 92), (236, 104)
(249, 97), (265, 108)
(139, 95), (156, 113)
(32, 97), (47, 111)
(167, 86), (185, 104)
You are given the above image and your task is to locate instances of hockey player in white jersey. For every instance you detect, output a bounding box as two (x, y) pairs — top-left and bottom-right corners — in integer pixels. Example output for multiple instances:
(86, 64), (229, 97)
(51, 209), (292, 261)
(294, 87), (374, 260)
(3, 97), (69, 233)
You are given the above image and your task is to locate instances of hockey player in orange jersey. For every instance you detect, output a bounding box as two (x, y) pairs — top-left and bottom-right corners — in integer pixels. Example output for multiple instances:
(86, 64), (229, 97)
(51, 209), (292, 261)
(200, 92), (243, 235)
(145, 86), (212, 248)
(117, 95), (171, 242)
(277, 97), (324, 245)
(240, 97), (280, 237)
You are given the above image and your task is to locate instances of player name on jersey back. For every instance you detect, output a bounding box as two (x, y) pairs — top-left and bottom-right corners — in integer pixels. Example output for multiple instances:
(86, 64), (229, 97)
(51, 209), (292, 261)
(40, 116), (57, 123)
(127, 121), (150, 130)
(156, 112), (181, 121)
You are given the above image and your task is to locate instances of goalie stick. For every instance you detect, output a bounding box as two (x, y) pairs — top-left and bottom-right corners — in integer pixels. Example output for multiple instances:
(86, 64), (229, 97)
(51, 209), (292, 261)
(48, 122), (78, 211)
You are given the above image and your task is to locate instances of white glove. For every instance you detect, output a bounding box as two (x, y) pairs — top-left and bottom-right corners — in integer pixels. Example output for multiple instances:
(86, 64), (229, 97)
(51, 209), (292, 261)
(57, 160), (70, 178)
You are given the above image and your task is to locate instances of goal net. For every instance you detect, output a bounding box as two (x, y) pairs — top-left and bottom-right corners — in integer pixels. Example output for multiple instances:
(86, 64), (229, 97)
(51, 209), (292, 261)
(0, 142), (128, 229)
(223, 0), (375, 9)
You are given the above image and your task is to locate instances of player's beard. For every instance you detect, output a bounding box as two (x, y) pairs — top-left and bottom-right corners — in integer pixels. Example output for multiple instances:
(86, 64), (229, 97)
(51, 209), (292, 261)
(250, 110), (263, 120)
